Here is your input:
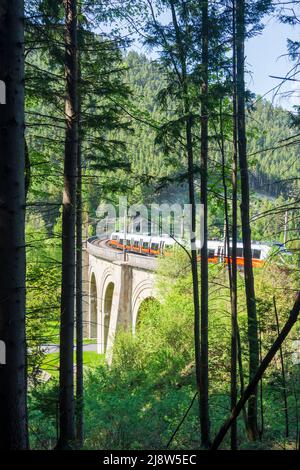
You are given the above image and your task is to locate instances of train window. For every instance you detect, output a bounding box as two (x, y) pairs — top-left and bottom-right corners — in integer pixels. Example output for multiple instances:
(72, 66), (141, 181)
(252, 249), (261, 259)
(119, 239), (124, 245)
(229, 247), (245, 257)
(126, 239), (131, 246)
(208, 249), (215, 258)
(134, 240), (139, 248)
(151, 243), (159, 251)
(236, 248), (243, 257)
(143, 242), (149, 249)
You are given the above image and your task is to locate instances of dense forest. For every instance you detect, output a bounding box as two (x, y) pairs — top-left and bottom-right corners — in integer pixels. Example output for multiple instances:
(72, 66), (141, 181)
(0, 0), (300, 455)
(123, 51), (300, 199)
(27, 49), (300, 234)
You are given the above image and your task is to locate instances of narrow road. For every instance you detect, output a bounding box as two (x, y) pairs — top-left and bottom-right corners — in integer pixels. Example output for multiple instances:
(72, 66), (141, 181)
(41, 343), (97, 354)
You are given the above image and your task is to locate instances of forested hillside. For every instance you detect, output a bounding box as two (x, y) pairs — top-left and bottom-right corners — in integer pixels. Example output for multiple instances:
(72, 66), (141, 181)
(247, 99), (300, 198)
(123, 51), (299, 200)
(24, 48), (300, 228)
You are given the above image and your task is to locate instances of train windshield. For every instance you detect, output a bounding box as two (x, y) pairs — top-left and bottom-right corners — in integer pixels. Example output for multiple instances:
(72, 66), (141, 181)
(143, 242), (149, 249)
(134, 241), (139, 248)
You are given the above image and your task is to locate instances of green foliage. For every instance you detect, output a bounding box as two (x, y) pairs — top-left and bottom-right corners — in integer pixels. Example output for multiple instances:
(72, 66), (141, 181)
(28, 380), (59, 449)
(26, 215), (61, 382)
(29, 253), (300, 449)
(247, 99), (300, 198)
(24, 2), (300, 452)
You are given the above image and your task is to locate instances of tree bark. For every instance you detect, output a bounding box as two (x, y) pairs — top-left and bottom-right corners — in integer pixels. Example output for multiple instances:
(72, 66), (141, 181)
(25, 138), (31, 200)
(237, 325), (247, 427)
(230, 0), (238, 449)
(236, 0), (259, 440)
(273, 296), (289, 438)
(169, 0), (202, 446)
(76, 54), (83, 448)
(186, 113), (202, 446)
(211, 291), (300, 450)
(57, 0), (78, 449)
(0, 0), (28, 449)
(199, 0), (211, 448)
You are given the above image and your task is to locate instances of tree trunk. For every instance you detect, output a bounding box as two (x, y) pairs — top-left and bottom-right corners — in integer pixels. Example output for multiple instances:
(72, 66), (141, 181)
(273, 296), (289, 438)
(218, 94), (237, 447)
(199, 0), (211, 448)
(0, 0), (28, 449)
(76, 55), (83, 448)
(169, 1), (202, 446)
(57, 0), (78, 449)
(25, 138), (31, 200)
(211, 291), (300, 450)
(237, 325), (247, 427)
(230, 0), (238, 449)
(258, 315), (264, 439)
(236, 0), (259, 441)
(186, 114), (202, 447)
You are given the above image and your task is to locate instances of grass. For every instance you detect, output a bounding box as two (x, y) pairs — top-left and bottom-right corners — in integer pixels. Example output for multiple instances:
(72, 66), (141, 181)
(41, 351), (105, 379)
(40, 318), (95, 347)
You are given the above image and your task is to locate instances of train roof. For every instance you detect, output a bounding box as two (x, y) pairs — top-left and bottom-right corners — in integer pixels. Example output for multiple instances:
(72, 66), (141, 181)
(150, 236), (163, 243)
(161, 237), (177, 245)
(110, 233), (272, 254)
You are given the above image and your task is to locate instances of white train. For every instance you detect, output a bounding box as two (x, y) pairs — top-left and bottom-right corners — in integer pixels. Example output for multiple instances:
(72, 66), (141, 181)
(107, 232), (284, 268)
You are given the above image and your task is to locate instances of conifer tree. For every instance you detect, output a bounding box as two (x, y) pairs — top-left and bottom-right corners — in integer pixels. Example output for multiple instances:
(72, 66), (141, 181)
(0, 0), (29, 449)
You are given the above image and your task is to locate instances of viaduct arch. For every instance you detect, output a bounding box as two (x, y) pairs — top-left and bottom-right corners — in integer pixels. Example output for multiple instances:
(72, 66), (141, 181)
(84, 238), (158, 361)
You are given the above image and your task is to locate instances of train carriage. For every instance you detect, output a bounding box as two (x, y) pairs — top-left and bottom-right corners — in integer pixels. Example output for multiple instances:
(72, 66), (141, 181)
(107, 232), (290, 268)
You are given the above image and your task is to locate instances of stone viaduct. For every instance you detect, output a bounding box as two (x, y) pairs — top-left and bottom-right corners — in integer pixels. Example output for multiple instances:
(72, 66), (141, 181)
(83, 237), (158, 361)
